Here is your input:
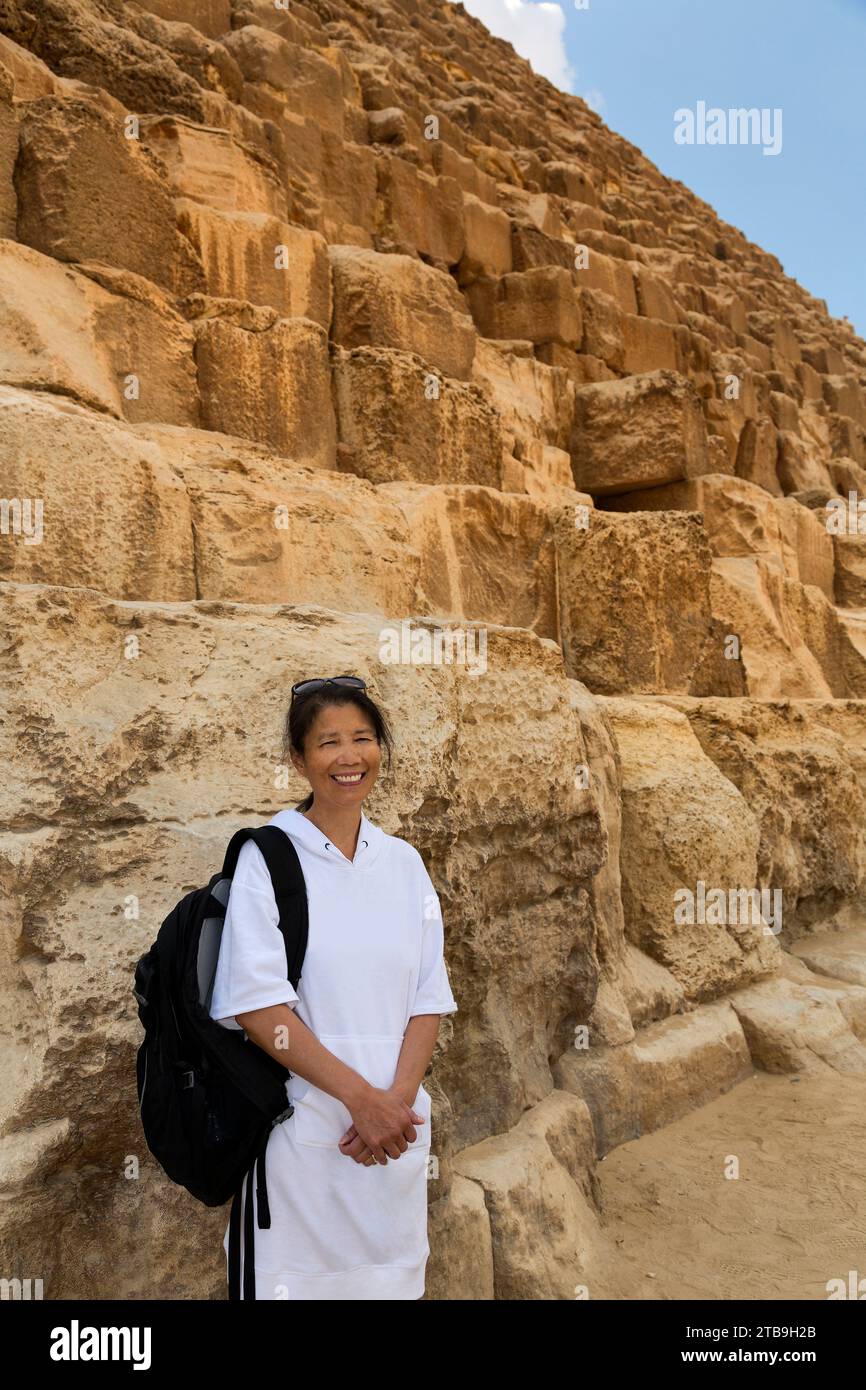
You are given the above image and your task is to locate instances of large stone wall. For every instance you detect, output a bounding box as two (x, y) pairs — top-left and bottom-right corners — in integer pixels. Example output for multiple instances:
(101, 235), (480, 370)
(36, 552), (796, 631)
(1, 0), (865, 1299)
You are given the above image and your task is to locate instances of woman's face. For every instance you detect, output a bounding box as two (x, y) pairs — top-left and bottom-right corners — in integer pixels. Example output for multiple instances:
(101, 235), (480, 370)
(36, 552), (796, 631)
(291, 701), (381, 808)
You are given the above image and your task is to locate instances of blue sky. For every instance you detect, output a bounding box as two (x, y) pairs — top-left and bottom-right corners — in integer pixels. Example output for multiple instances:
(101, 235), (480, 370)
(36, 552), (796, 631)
(456, 0), (866, 340)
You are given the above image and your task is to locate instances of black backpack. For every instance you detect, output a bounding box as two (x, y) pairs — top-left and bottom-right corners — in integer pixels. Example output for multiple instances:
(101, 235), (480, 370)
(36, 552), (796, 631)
(133, 825), (308, 1300)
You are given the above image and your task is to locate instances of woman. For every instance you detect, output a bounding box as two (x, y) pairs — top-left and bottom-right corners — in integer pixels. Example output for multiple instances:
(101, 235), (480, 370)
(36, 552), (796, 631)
(209, 675), (458, 1300)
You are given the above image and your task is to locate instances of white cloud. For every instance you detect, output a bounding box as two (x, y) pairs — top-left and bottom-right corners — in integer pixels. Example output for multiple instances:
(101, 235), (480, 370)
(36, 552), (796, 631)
(454, 0), (577, 92)
(582, 87), (606, 114)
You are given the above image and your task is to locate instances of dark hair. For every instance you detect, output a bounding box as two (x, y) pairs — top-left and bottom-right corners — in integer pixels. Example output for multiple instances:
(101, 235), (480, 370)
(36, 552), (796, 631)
(283, 682), (395, 812)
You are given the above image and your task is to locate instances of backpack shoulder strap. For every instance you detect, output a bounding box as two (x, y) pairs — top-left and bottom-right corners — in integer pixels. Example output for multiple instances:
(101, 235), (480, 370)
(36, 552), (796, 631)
(221, 826), (308, 989)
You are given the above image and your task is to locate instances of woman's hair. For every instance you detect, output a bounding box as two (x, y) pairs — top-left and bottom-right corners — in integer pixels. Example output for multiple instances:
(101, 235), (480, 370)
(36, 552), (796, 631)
(283, 682), (395, 812)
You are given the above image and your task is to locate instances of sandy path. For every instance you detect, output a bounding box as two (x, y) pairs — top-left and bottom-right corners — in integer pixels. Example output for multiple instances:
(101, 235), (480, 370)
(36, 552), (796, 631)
(593, 1069), (866, 1300)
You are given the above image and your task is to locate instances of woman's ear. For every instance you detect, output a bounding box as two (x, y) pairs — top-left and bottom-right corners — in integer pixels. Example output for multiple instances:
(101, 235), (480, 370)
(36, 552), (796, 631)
(289, 748), (306, 779)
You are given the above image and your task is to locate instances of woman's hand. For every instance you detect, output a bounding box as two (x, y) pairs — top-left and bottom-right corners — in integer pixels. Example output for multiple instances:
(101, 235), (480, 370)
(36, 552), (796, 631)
(338, 1085), (424, 1164)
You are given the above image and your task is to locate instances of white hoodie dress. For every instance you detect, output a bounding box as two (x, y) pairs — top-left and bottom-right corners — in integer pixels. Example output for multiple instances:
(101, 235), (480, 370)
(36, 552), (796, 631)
(208, 807), (458, 1300)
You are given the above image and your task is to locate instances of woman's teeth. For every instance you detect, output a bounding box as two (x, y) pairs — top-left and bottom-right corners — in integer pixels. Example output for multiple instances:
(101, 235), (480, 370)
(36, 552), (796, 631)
(331, 772), (365, 783)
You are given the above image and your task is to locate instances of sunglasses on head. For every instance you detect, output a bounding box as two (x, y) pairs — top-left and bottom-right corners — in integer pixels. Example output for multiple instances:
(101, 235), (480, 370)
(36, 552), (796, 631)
(291, 674), (367, 700)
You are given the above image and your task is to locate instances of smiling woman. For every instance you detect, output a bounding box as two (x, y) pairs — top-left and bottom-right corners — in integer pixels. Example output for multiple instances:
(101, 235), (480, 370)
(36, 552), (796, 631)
(207, 675), (459, 1300)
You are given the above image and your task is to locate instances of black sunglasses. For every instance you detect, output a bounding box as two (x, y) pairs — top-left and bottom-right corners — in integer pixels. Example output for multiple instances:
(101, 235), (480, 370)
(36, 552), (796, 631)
(291, 675), (367, 700)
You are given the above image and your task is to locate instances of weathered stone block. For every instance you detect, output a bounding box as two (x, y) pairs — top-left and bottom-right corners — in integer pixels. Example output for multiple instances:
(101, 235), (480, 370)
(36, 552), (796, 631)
(376, 155), (465, 266)
(571, 370), (710, 496)
(141, 113), (287, 218)
(465, 267), (582, 349)
(176, 201), (330, 324)
(0, 241), (198, 423)
(16, 94), (204, 295)
(554, 509), (718, 694)
(223, 25), (344, 136)
(472, 337), (575, 452)
(601, 698), (780, 997)
(0, 385), (195, 599)
(190, 300), (335, 464)
(332, 346), (502, 487)
(457, 192), (513, 282)
(329, 244), (476, 380)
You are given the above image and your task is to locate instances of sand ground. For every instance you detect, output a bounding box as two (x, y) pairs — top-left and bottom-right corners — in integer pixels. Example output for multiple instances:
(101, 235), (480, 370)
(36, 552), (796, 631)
(593, 1069), (866, 1300)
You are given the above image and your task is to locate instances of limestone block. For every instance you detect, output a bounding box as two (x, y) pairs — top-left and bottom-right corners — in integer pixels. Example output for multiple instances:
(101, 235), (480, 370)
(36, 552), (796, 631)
(554, 1003), (752, 1153)
(0, 33), (62, 99)
(16, 94), (204, 295)
(379, 480), (557, 638)
(367, 106), (407, 144)
(140, 113), (288, 218)
(632, 265), (680, 324)
(176, 201), (330, 323)
(573, 246), (637, 314)
(189, 299), (335, 464)
(621, 312), (679, 374)
(147, 422), (419, 613)
(129, 7), (243, 102)
(775, 496), (835, 597)
(544, 161), (598, 206)
(790, 926), (866, 990)
(0, 241), (198, 424)
(663, 698), (866, 937)
(464, 266), (582, 349)
(733, 973), (866, 1078)
(453, 1093), (613, 1299)
(0, 386), (195, 599)
(472, 337), (575, 452)
(769, 388), (800, 433)
(571, 369), (710, 496)
(510, 221), (574, 272)
(605, 475), (835, 598)
(710, 556), (866, 699)
(430, 140), (499, 204)
(578, 287), (624, 370)
(831, 533), (866, 607)
(425, 1177), (495, 1301)
(457, 193), (513, 282)
(823, 375), (866, 430)
(829, 412), (866, 466)
(618, 943), (686, 1031)
(600, 698), (780, 997)
(535, 342), (617, 386)
(735, 416), (782, 495)
(274, 111), (377, 247)
(777, 429), (835, 494)
(554, 509), (717, 695)
(498, 186), (562, 238)
(329, 245), (476, 380)
(518, 440), (577, 505)
(332, 346), (502, 486)
(375, 155), (465, 266)
(223, 25), (344, 136)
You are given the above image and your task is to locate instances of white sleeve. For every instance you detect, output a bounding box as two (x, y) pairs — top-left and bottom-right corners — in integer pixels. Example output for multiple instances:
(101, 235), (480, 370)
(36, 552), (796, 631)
(209, 838), (301, 1030)
(408, 860), (458, 1019)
